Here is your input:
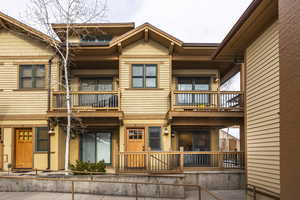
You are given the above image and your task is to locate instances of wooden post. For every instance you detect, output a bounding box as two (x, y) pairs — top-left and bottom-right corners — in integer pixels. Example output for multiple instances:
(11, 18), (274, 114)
(219, 152), (224, 169)
(118, 89), (121, 111)
(170, 90), (174, 111)
(179, 147), (184, 172)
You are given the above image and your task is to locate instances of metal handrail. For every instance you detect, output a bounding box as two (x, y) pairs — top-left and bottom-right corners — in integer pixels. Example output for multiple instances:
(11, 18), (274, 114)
(0, 174), (223, 200)
(247, 184), (280, 200)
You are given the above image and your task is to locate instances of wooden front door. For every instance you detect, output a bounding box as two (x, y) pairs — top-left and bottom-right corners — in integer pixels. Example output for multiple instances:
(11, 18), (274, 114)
(15, 128), (33, 168)
(126, 128), (145, 168)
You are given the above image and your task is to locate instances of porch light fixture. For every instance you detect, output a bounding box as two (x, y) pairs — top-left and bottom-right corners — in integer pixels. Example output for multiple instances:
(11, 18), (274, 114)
(213, 77), (220, 83)
(164, 127), (169, 135)
(48, 128), (55, 135)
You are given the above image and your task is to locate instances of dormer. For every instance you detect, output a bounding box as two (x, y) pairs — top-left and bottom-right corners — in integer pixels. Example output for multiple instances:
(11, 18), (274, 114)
(51, 23), (135, 43)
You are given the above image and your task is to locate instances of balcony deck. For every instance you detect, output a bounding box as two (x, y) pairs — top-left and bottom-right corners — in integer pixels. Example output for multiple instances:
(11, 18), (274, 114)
(48, 90), (122, 118)
(48, 90), (244, 119)
(170, 90), (244, 118)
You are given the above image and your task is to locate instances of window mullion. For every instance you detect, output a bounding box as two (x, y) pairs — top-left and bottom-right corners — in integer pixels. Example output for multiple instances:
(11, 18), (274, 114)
(32, 66), (36, 88)
(143, 64), (146, 88)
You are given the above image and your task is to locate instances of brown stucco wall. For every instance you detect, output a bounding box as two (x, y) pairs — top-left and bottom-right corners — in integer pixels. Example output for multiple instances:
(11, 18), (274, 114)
(279, 0), (300, 199)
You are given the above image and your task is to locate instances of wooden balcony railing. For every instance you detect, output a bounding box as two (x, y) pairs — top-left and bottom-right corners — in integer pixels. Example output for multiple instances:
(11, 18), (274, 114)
(118, 151), (245, 173)
(171, 91), (244, 112)
(52, 91), (120, 110)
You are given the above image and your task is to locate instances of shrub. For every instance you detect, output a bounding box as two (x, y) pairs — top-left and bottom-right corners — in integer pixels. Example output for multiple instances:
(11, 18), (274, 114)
(69, 160), (106, 175)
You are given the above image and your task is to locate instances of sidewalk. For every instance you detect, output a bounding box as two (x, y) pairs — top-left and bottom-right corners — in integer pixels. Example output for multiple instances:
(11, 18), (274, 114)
(0, 191), (246, 200)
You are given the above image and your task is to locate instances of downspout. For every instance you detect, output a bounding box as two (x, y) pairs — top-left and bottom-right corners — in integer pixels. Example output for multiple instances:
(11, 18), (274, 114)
(47, 55), (55, 170)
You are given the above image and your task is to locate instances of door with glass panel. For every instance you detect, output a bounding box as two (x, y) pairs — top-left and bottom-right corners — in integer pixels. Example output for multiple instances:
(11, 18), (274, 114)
(79, 78), (115, 108)
(126, 128), (145, 168)
(177, 77), (211, 107)
(15, 128), (33, 168)
(81, 131), (112, 164)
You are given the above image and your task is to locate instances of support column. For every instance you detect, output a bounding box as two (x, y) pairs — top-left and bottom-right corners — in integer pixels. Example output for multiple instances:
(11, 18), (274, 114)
(3, 128), (13, 171)
(240, 122), (245, 153)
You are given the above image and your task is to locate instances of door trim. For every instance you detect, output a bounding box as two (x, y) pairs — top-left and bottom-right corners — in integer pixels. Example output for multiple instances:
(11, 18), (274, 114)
(125, 128), (145, 152)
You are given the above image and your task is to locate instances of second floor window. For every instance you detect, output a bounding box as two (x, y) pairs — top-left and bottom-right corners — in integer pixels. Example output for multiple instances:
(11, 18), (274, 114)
(80, 77), (113, 91)
(177, 77), (211, 106)
(79, 77), (116, 108)
(132, 64), (157, 88)
(177, 77), (210, 91)
(19, 65), (45, 89)
(81, 35), (112, 43)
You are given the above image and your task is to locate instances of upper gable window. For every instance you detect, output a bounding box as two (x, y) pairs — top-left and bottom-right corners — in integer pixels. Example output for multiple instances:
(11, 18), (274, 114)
(80, 35), (112, 42)
(19, 65), (45, 89)
(132, 64), (157, 88)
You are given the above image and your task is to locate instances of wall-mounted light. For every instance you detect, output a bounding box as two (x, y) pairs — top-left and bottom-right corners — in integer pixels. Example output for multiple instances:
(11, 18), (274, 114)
(163, 127), (169, 135)
(213, 77), (220, 83)
(48, 128), (55, 135)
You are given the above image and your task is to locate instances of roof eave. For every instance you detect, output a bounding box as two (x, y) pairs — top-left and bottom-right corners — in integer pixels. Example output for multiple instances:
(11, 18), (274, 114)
(211, 0), (263, 60)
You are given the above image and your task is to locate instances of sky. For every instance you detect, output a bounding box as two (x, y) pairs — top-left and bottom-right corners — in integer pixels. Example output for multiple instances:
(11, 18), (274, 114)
(2, 0), (253, 43)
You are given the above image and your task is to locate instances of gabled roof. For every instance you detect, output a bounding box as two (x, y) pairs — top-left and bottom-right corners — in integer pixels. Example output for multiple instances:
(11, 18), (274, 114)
(110, 23), (183, 47)
(69, 22), (218, 57)
(52, 22), (135, 42)
(0, 11), (58, 45)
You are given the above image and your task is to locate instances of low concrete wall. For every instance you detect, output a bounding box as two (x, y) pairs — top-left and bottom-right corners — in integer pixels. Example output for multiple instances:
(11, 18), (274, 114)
(183, 171), (245, 190)
(0, 176), (185, 199)
(0, 171), (245, 198)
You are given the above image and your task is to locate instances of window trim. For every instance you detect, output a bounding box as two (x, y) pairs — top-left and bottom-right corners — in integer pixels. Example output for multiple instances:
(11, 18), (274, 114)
(35, 127), (49, 153)
(19, 64), (46, 89)
(148, 126), (162, 151)
(131, 64), (158, 88)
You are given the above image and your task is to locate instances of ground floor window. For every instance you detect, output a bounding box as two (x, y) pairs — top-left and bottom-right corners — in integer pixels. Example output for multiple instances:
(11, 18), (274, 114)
(178, 130), (210, 151)
(35, 127), (49, 152)
(148, 127), (161, 151)
(81, 132), (112, 164)
(178, 130), (211, 167)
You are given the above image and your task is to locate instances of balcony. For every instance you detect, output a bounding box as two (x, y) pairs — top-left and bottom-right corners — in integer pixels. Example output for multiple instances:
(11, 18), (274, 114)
(118, 151), (245, 173)
(48, 91), (122, 118)
(170, 90), (244, 118)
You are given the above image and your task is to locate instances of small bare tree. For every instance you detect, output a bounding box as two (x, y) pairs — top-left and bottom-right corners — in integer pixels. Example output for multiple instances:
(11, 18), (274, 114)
(25, 0), (107, 171)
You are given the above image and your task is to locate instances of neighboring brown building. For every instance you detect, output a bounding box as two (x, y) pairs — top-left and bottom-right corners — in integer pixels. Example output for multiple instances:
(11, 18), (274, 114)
(219, 129), (240, 152)
(214, 0), (300, 199)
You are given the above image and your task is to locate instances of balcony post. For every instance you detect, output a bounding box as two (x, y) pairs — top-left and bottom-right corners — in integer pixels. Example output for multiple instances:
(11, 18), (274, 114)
(179, 146), (184, 171)
(118, 89), (121, 111)
(170, 90), (174, 111)
(240, 63), (245, 92)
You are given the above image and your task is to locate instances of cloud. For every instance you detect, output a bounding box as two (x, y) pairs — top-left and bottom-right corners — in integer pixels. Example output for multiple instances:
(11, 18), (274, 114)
(121, 0), (252, 42)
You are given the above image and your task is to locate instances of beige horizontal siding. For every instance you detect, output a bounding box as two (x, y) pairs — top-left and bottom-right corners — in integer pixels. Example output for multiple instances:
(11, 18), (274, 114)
(0, 62), (18, 89)
(122, 40), (168, 56)
(0, 30), (58, 115)
(120, 40), (170, 115)
(245, 21), (280, 194)
(0, 91), (48, 114)
(0, 30), (53, 56)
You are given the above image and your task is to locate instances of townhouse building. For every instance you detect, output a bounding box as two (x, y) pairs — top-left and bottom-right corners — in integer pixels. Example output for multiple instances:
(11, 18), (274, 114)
(0, 11), (244, 174)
